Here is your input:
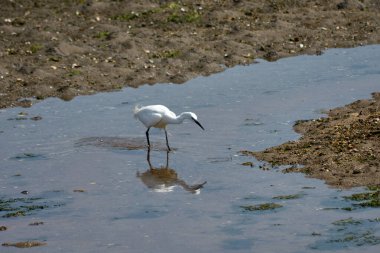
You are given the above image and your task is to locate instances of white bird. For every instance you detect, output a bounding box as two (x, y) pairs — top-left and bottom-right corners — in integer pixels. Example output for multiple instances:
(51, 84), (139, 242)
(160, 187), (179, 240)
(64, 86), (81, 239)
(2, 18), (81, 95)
(134, 105), (204, 151)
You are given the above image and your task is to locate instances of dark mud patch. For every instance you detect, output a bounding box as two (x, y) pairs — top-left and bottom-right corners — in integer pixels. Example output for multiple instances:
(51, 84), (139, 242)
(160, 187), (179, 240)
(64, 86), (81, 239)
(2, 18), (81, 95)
(242, 92), (380, 188)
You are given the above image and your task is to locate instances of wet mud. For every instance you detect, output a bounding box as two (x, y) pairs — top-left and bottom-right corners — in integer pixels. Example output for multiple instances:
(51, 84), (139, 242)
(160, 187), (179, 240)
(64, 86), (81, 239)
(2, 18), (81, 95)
(243, 93), (380, 188)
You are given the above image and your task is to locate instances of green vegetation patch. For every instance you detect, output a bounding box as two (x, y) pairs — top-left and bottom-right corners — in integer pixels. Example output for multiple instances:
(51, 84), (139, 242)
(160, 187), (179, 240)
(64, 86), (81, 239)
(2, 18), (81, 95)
(167, 10), (200, 23)
(311, 217), (380, 249)
(165, 2), (200, 23)
(344, 190), (380, 208)
(0, 197), (47, 218)
(241, 202), (283, 211)
(332, 217), (362, 226)
(113, 12), (140, 21)
(367, 185), (380, 191)
(328, 230), (380, 246)
(68, 70), (82, 77)
(95, 31), (112, 40)
(29, 44), (43, 54)
(273, 194), (303, 200)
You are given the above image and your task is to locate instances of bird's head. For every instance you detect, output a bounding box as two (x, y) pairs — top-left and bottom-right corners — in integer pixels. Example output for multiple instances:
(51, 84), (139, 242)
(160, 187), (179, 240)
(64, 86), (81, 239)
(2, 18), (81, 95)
(188, 112), (204, 130)
(179, 112), (204, 130)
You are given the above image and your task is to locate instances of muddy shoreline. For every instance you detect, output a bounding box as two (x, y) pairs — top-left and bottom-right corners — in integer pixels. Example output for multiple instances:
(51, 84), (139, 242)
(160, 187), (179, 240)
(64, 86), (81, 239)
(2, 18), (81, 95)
(242, 93), (380, 188)
(1, 0), (380, 188)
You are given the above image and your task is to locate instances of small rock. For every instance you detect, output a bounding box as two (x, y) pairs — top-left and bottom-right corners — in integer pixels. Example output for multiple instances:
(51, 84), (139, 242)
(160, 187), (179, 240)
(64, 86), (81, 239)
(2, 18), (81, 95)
(241, 161), (254, 167)
(73, 189), (86, 193)
(263, 50), (278, 61)
(30, 116), (43, 121)
(29, 221), (44, 226)
(337, 0), (348, 9)
(2, 241), (47, 248)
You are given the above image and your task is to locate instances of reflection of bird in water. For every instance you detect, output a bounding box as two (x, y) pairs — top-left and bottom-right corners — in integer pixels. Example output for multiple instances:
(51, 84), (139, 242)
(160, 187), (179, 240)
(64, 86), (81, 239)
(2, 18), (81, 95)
(134, 105), (204, 151)
(137, 150), (206, 194)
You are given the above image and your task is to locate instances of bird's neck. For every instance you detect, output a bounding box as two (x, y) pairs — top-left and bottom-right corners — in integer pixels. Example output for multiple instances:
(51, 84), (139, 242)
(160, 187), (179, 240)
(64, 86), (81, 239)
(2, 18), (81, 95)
(170, 113), (189, 124)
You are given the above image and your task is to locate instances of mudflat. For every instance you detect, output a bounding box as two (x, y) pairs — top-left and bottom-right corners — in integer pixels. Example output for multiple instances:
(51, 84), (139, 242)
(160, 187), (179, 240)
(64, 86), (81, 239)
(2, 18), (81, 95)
(1, 0), (379, 108)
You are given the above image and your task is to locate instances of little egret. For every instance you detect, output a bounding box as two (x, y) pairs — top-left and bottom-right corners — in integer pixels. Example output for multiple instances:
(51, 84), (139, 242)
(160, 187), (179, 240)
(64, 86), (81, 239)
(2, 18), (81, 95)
(134, 105), (204, 151)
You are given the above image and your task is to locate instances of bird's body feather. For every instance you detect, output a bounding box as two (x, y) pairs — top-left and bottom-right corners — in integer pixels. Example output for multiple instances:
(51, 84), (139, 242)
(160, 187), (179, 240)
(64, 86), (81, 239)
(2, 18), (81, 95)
(134, 105), (176, 128)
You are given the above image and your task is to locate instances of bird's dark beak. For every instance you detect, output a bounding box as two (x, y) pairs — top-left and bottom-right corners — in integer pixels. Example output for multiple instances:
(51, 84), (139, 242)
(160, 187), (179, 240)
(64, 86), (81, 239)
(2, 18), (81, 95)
(192, 117), (205, 130)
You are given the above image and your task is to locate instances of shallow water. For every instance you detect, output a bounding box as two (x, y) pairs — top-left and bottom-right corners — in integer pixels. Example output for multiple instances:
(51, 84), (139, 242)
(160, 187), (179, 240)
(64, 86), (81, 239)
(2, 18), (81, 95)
(1, 45), (380, 253)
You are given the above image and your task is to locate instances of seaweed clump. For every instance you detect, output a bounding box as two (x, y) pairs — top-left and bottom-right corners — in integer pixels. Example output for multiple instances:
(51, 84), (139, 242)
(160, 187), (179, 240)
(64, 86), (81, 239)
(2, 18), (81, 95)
(241, 202), (283, 211)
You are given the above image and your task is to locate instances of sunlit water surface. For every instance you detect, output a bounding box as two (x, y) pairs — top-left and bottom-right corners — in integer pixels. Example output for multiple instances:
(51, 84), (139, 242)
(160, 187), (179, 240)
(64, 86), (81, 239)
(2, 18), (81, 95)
(1, 45), (380, 253)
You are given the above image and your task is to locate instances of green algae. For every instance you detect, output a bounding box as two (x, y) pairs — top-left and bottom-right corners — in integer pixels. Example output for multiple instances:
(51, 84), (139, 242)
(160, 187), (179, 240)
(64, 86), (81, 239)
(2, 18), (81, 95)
(311, 217), (380, 250)
(332, 217), (362, 226)
(0, 197), (47, 218)
(272, 194), (303, 200)
(241, 202), (283, 212)
(344, 190), (380, 208)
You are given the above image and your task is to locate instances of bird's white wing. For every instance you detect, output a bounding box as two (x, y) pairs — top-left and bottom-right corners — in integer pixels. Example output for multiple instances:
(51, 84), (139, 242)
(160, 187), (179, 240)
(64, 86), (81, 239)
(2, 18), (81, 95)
(144, 105), (171, 114)
(137, 109), (163, 128)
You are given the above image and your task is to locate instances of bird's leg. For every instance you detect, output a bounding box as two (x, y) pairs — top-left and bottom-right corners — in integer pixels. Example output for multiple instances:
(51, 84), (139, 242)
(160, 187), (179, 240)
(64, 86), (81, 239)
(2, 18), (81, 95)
(164, 128), (171, 151)
(146, 149), (153, 169)
(145, 127), (151, 149)
(165, 150), (169, 168)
